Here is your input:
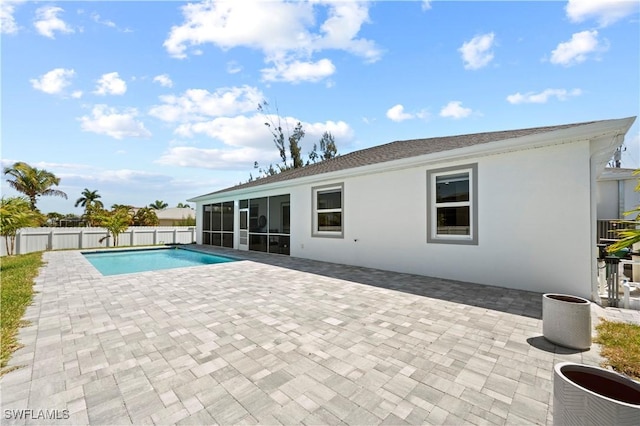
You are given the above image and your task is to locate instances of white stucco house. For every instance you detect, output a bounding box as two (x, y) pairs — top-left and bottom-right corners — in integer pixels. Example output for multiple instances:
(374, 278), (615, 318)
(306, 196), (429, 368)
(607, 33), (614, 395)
(154, 207), (196, 226)
(596, 167), (639, 221)
(189, 117), (636, 301)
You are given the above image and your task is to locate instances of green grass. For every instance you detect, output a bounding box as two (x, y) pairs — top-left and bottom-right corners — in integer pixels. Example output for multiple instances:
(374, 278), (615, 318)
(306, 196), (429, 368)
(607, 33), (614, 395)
(1, 252), (43, 376)
(594, 319), (640, 380)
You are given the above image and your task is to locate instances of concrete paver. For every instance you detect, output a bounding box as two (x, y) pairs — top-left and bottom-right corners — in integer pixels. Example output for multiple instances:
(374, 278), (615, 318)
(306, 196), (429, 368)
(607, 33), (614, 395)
(1, 246), (639, 425)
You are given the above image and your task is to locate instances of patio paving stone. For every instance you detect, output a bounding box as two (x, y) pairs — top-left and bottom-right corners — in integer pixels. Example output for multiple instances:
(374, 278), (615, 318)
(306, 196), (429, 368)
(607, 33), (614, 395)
(2, 246), (639, 425)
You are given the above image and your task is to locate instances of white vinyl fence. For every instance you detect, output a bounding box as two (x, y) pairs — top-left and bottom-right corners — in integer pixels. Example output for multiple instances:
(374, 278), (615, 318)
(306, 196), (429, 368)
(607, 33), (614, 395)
(1, 226), (196, 256)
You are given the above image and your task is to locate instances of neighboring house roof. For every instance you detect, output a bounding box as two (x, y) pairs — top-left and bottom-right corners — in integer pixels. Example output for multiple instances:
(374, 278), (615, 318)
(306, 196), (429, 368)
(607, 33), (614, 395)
(598, 167), (638, 181)
(190, 117), (635, 201)
(155, 207), (195, 220)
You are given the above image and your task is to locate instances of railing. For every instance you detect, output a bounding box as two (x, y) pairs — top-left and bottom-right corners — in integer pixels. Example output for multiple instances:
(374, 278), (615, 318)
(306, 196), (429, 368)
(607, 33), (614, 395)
(0, 226), (196, 256)
(597, 219), (637, 245)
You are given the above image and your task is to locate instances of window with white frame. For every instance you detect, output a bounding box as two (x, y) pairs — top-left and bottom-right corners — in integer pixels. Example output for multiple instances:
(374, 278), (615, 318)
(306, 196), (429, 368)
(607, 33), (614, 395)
(312, 184), (343, 237)
(427, 164), (478, 244)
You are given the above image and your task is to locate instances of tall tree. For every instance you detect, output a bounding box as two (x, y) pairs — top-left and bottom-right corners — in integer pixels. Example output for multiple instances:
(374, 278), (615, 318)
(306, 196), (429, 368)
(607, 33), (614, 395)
(309, 131), (338, 164)
(289, 122), (305, 169)
(0, 197), (43, 255)
(45, 212), (64, 227)
(111, 204), (133, 211)
(95, 208), (131, 247)
(149, 200), (168, 210)
(3, 162), (68, 210)
(132, 207), (159, 226)
(176, 202), (191, 208)
(253, 102), (340, 180)
(75, 188), (104, 211)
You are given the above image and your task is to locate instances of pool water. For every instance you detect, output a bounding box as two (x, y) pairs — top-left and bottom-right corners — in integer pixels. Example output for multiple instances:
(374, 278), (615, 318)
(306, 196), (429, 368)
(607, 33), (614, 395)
(83, 248), (236, 276)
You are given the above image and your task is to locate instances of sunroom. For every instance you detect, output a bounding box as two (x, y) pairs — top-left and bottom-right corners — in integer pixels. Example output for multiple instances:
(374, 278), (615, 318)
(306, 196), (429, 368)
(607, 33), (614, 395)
(200, 194), (291, 255)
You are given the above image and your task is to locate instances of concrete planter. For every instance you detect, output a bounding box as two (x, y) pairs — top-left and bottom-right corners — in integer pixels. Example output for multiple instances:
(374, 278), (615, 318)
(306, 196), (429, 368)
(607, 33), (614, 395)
(542, 293), (591, 350)
(553, 362), (640, 425)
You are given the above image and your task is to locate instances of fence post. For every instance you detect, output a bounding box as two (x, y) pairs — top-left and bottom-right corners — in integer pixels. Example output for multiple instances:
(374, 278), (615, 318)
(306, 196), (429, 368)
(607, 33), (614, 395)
(79, 229), (84, 249)
(131, 228), (136, 246)
(605, 256), (620, 307)
(48, 230), (54, 251)
(153, 229), (158, 245)
(173, 228), (178, 244)
(16, 230), (22, 255)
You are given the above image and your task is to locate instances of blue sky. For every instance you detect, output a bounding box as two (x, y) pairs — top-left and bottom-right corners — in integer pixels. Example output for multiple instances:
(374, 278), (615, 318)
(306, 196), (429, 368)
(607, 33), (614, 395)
(2, 0), (639, 214)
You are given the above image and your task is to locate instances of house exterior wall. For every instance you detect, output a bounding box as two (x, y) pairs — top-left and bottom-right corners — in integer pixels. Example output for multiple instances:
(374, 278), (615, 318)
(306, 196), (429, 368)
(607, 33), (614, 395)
(193, 139), (594, 298)
(596, 178), (639, 220)
(597, 180), (619, 219)
(623, 178), (639, 215)
(286, 139), (592, 298)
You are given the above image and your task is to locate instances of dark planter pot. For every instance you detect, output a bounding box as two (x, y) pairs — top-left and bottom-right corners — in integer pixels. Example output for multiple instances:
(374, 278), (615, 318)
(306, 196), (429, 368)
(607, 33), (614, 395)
(554, 362), (640, 425)
(542, 293), (591, 350)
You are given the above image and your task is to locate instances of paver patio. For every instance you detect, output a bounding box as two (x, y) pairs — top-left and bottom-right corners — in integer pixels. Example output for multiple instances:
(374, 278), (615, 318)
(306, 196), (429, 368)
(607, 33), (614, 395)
(1, 246), (638, 425)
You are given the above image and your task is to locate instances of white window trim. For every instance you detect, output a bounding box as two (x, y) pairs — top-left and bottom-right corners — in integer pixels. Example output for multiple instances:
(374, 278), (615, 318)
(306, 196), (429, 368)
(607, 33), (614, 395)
(312, 183), (344, 238)
(427, 164), (478, 245)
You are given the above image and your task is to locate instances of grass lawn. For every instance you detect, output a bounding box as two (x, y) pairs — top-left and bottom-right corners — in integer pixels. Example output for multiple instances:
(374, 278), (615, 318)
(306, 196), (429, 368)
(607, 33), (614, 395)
(595, 319), (640, 380)
(1, 252), (43, 376)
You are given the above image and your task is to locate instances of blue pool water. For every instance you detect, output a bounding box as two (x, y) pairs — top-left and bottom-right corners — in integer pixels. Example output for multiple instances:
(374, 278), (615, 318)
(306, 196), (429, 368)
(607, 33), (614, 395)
(83, 248), (236, 276)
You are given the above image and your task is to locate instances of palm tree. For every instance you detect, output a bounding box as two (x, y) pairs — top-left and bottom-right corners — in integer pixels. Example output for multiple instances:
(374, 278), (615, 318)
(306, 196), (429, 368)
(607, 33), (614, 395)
(111, 204), (133, 211)
(149, 200), (168, 210)
(3, 162), (68, 210)
(607, 169), (640, 254)
(75, 188), (104, 210)
(94, 208), (131, 247)
(133, 207), (159, 226)
(0, 197), (42, 255)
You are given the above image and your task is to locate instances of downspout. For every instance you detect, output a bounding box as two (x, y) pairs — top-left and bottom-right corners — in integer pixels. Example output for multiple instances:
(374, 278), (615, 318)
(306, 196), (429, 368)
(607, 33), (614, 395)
(618, 180), (625, 219)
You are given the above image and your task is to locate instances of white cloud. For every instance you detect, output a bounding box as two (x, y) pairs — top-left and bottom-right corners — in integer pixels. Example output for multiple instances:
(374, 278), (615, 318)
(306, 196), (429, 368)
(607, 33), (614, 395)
(163, 0), (380, 82)
(566, 0), (639, 27)
(459, 32), (495, 70)
(91, 12), (115, 28)
(313, 2), (380, 62)
(439, 101), (472, 119)
(1, 0), (24, 34)
(94, 72), (127, 95)
(227, 61), (242, 74)
(386, 104), (429, 122)
(71, 90), (83, 99)
(158, 116), (353, 170)
(153, 74), (173, 88)
(174, 114), (353, 150)
(174, 115), (269, 146)
(157, 146), (269, 170)
(261, 58), (336, 83)
(386, 104), (414, 122)
(506, 88), (582, 104)
(550, 30), (605, 66)
(89, 12), (131, 33)
(305, 120), (354, 143)
(149, 85), (264, 123)
(79, 105), (151, 139)
(34, 6), (74, 38)
(30, 68), (76, 94)
(422, 1), (432, 11)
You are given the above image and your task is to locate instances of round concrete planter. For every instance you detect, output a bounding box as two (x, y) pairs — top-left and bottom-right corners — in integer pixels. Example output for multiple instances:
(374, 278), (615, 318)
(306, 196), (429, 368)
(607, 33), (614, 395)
(542, 293), (591, 350)
(553, 362), (640, 425)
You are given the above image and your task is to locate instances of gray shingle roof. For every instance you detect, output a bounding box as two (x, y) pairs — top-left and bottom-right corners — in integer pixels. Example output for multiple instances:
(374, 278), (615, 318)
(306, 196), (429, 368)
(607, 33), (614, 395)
(201, 120), (593, 197)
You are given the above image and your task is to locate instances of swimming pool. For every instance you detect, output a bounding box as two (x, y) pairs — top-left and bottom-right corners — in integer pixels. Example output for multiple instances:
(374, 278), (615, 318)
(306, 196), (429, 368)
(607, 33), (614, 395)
(83, 247), (236, 276)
